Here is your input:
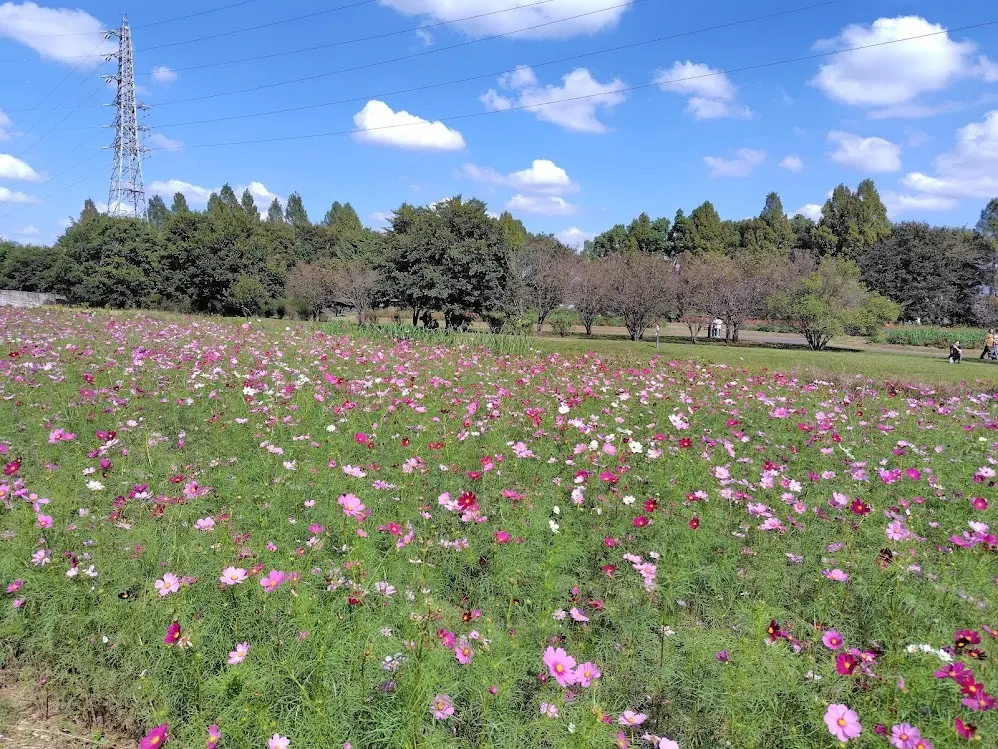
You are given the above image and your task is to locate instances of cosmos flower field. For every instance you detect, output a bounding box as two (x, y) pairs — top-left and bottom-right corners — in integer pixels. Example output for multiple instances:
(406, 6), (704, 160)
(0, 309), (996, 749)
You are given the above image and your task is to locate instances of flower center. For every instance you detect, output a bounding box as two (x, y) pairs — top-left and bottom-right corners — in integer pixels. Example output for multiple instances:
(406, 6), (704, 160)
(837, 719), (846, 727)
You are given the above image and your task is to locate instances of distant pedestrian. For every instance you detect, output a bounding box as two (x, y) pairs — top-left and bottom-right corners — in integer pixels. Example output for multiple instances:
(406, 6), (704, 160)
(949, 341), (963, 364)
(980, 328), (995, 360)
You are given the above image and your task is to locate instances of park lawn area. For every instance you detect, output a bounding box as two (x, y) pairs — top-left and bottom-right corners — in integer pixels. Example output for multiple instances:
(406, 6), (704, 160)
(1, 307), (996, 749)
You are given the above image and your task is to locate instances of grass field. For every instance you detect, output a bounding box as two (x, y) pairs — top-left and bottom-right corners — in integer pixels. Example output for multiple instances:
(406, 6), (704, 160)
(1, 308), (996, 749)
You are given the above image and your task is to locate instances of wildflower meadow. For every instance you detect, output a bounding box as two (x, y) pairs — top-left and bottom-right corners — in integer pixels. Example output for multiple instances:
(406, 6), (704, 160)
(0, 308), (995, 749)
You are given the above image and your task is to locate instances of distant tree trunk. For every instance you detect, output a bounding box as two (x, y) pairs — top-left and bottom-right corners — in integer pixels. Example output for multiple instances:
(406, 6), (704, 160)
(412, 308), (420, 327)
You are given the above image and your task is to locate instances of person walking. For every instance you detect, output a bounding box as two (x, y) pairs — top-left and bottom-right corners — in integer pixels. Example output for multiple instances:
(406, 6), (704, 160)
(980, 329), (995, 360)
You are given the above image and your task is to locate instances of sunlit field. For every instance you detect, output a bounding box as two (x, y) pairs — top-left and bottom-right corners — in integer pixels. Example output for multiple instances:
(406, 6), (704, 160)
(1, 308), (995, 749)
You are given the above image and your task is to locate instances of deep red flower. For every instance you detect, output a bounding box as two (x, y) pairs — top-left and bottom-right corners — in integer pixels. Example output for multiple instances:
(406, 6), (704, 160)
(602, 564), (615, 578)
(678, 437), (692, 448)
(688, 515), (700, 530)
(766, 619), (784, 641)
(633, 516), (649, 528)
(835, 652), (860, 675)
(849, 499), (871, 516)
(164, 621), (181, 646)
(954, 717), (976, 739)
(955, 629), (982, 650)
(643, 498), (658, 513)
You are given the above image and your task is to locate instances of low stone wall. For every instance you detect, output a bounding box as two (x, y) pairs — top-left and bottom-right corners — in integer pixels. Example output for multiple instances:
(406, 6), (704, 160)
(0, 290), (67, 308)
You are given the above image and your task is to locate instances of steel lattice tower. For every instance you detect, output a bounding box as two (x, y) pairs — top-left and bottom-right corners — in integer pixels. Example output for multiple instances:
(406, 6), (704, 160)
(104, 16), (146, 219)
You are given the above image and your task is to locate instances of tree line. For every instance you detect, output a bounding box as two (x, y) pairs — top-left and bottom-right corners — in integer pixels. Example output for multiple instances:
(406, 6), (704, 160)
(1, 179), (997, 350)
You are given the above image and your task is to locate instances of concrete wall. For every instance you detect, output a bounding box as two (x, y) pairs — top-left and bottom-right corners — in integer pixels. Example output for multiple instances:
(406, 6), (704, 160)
(0, 290), (66, 308)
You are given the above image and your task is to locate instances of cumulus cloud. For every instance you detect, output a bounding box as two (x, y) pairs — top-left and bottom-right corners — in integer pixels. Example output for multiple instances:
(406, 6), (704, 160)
(703, 148), (766, 178)
(462, 159), (578, 194)
(881, 191), (957, 217)
(0, 185), (36, 203)
(0, 153), (40, 181)
(900, 110), (998, 199)
(151, 66), (177, 83)
(480, 65), (626, 133)
(505, 194), (577, 216)
(793, 203), (823, 221)
(811, 16), (997, 113)
(352, 100), (465, 150)
(779, 155), (804, 172)
(0, 2), (116, 65)
(555, 227), (594, 249)
(147, 132), (183, 151)
(827, 131), (901, 172)
(148, 179), (216, 205)
(653, 61), (750, 120)
(377, 0), (632, 39)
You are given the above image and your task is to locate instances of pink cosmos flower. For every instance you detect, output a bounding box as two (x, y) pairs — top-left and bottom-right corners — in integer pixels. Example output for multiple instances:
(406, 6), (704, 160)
(890, 723), (920, 749)
(260, 570), (285, 592)
(494, 530), (511, 544)
(455, 638), (474, 665)
(618, 710), (646, 726)
(542, 646), (577, 687)
(540, 701), (559, 718)
(155, 573), (181, 597)
(430, 694), (454, 720)
(823, 568), (849, 582)
(139, 723), (169, 749)
(657, 740), (679, 749)
(227, 642), (250, 664)
(219, 567), (248, 586)
(824, 703), (861, 742)
(338, 493), (366, 520)
(569, 607), (589, 623)
(267, 734), (289, 749)
(36, 514), (53, 529)
(574, 662), (601, 687)
(207, 724), (221, 748)
(822, 630), (844, 650)
(6, 579), (22, 594)
(193, 517), (215, 531)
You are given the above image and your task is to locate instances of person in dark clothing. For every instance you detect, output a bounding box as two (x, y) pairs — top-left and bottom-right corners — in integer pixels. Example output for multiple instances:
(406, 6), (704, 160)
(949, 341), (963, 364)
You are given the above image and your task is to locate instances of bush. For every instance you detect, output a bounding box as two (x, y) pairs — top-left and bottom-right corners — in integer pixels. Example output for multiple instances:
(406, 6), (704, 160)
(548, 310), (574, 337)
(878, 326), (983, 348)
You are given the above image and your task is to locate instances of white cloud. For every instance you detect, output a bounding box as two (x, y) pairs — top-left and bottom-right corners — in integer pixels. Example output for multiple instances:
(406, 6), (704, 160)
(0, 108), (13, 140)
(151, 66), (177, 83)
(505, 194), (577, 216)
(779, 155), (804, 172)
(826, 131), (901, 172)
(793, 203), (823, 221)
(352, 100), (465, 150)
(377, 0), (632, 39)
(481, 66), (626, 133)
(370, 210), (393, 226)
(0, 2), (115, 66)
(236, 181), (282, 217)
(555, 227), (594, 248)
(462, 159), (578, 194)
(414, 26), (433, 46)
(13, 224), (38, 236)
(148, 179), (216, 205)
(147, 132), (183, 151)
(0, 185), (35, 203)
(653, 61), (750, 120)
(811, 16), (995, 110)
(0, 153), (40, 181)
(703, 148), (766, 178)
(56, 216), (72, 229)
(899, 110), (998, 199)
(882, 191), (957, 217)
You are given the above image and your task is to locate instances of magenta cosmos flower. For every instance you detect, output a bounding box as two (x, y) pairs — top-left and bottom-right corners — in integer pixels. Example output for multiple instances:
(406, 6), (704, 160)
(824, 704), (861, 742)
(430, 694), (454, 720)
(164, 621), (182, 646)
(139, 723), (169, 749)
(259, 570), (285, 592)
(207, 724), (221, 748)
(542, 646), (577, 687)
(822, 630), (844, 650)
(574, 662), (601, 687)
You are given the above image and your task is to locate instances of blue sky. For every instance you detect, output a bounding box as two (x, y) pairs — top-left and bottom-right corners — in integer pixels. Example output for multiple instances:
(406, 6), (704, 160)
(1, 0), (997, 246)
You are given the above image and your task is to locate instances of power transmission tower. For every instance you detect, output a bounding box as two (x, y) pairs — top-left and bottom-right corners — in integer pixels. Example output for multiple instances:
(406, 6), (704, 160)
(104, 15), (147, 219)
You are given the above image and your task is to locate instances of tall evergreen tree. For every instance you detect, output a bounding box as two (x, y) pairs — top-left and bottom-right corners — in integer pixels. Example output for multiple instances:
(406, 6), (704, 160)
(689, 201), (725, 254)
(240, 189), (259, 220)
(80, 198), (100, 221)
(219, 184), (241, 213)
(147, 195), (170, 231)
(170, 192), (190, 214)
(267, 198), (284, 223)
(285, 192), (309, 227)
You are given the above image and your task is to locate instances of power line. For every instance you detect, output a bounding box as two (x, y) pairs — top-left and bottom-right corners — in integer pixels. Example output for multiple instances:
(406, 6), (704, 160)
(142, 0), (843, 130)
(144, 18), (998, 152)
(0, 152), (106, 221)
(134, 0), (571, 77)
(14, 75), (108, 156)
(149, 0), (647, 108)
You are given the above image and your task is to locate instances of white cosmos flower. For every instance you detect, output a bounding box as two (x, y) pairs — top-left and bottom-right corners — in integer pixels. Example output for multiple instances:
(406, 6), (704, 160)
(548, 519), (559, 533)
(86, 480), (104, 491)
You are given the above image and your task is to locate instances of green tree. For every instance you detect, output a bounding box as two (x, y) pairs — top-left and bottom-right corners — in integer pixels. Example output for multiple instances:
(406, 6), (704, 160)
(321, 201), (363, 235)
(267, 198), (284, 223)
(219, 184), (241, 213)
(859, 222), (986, 324)
(627, 212), (671, 255)
(585, 224), (632, 257)
(976, 197), (998, 294)
(170, 192), (190, 214)
(819, 180), (891, 260)
(228, 274), (269, 316)
(497, 211), (528, 249)
(668, 209), (694, 255)
(689, 201), (725, 254)
(758, 192), (795, 251)
(147, 195), (170, 231)
(240, 189), (259, 220)
(769, 257), (900, 350)
(80, 198), (100, 221)
(285, 192), (309, 228)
